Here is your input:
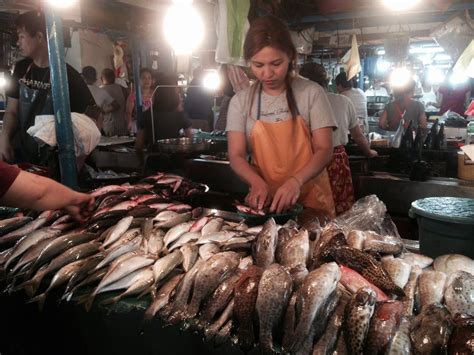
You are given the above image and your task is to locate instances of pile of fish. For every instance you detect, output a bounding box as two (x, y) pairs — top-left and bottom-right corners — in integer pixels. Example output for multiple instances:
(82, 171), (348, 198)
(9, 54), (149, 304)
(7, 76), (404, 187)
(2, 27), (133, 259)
(0, 178), (473, 355)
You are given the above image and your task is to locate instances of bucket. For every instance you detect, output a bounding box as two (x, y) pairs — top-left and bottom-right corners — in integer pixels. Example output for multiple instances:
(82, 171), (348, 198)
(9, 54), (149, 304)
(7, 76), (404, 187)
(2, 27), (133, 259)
(458, 151), (474, 181)
(409, 197), (474, 258)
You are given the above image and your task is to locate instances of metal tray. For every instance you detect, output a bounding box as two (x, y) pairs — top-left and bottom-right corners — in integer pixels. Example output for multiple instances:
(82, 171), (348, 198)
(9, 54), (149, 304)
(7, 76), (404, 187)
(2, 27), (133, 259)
(156, 138), (210, 154)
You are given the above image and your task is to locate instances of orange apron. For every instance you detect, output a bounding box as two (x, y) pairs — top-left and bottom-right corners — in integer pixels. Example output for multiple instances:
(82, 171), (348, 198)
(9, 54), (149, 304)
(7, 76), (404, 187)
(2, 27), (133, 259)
(249, 87), (336, 218)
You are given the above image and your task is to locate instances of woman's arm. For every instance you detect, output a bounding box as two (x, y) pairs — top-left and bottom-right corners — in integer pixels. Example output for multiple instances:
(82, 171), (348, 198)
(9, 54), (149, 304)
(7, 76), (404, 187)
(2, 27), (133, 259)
(1, 171), (94, 221)
(378, 110), (388, 130)
(270, 127), (333, 213)
(350, 125), (378, 157)
(228, 131), (270, 210)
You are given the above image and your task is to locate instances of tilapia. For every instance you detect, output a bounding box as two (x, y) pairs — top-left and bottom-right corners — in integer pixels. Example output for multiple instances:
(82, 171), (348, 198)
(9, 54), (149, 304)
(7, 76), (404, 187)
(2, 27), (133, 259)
(444, 271), (474, 317)
(163, 221), (193, 248)
(144, 273), (184, 321)
(365, 300), (403, 354)
(381, 256), (412, 289)
(168, 232), (200, 252)
(153, 210), (178, 222)
(410, 303), (452, 355)
(286, 262), (341, 353)
(433, 254), (474, 276)
(329, 246), (405, 297)
(279, 229), (310, 269)
(385, 316), (411, 355)
(343, 287), (376, 355)
(184, 251), (240, 319)
(146, 229), (164, 256)
(233, 265), (263, 351)
(153, 250), (183, 285)
(201, 217), (224, 236)
(253, 218), (278, 268)
(448, 314), (474, 355)
(189, 216), (209, 233)
(256, 264), (293, 353)
(196, 231), (238, 245)
(418, 270), (447, 310)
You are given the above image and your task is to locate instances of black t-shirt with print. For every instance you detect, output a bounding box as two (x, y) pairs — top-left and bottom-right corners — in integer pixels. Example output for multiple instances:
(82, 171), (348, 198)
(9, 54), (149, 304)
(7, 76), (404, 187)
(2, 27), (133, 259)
(7, 58), (94, 113)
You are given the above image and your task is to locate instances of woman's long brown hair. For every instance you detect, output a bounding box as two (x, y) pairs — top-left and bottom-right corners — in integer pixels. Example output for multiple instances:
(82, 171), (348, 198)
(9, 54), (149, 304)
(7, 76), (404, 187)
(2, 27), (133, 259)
(243, 16), (298, 119)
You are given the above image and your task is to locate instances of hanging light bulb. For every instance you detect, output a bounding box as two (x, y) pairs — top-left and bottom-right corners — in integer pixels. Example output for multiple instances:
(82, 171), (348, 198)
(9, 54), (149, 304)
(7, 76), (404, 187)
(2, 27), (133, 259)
(47, 0), (78, 8)
(382, 0), (421, 11)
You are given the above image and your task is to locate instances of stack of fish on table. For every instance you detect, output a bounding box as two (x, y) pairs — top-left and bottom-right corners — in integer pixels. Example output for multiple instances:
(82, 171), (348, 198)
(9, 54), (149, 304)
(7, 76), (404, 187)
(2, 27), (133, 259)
(0, 176), (473, 355)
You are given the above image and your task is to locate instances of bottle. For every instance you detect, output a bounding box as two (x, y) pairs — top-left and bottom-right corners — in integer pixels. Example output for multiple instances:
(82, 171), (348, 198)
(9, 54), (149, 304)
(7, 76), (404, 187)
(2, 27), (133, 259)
(434, 123), (445, 150)
(467, 121), (474, 144)
(400, 120), (414, 150)
(425, 119), (438, 150)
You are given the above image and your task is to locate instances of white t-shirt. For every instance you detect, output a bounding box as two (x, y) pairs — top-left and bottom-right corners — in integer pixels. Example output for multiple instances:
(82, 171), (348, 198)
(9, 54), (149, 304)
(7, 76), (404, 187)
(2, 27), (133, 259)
(226, 77), (337, 143)
(327, 93), (358, 147)
(341, 88), (368, 120)
(88, 84), (114, 109)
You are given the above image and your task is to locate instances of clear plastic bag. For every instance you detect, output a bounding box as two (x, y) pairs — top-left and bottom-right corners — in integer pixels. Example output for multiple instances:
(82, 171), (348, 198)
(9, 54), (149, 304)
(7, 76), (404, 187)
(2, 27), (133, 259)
(332, 195), (387, 232)
(390, 118), (405, 148)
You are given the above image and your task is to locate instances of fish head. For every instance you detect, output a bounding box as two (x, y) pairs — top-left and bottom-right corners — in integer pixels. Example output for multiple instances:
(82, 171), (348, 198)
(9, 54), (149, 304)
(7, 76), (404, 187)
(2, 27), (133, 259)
(355, 287), (377, 307)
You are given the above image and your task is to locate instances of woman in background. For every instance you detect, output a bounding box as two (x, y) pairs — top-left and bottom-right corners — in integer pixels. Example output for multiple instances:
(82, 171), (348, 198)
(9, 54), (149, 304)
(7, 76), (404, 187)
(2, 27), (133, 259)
(126, 68), (154, 134)
(100, 68), (128, 136)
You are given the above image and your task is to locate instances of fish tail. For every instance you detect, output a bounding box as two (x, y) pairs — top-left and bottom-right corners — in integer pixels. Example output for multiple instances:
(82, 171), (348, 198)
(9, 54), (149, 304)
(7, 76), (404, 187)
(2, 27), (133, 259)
(28, 293), (47, 311)
(143, 304), (157, 322)
(101, 295), (121, 306)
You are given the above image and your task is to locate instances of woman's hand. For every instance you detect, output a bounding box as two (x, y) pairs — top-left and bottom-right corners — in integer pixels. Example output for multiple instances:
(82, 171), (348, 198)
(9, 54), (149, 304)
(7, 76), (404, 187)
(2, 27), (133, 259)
(270, 177), (301, 214)
(245, 179), (271, 211)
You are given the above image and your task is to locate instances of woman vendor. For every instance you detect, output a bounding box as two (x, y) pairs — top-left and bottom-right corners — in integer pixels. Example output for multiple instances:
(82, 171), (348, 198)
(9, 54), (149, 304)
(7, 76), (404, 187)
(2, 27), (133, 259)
(226, 16), (337, 217)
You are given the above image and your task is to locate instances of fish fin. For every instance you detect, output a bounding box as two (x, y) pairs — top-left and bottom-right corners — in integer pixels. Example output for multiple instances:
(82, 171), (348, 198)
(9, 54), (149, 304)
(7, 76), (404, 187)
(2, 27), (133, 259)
(101, 295), (120, 306)
(28, 293), (47, 311)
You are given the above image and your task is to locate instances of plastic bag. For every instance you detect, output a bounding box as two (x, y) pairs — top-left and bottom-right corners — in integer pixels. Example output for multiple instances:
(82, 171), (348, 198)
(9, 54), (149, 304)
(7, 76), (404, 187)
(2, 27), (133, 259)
(26, 113), (101, 157)
(390, 118), (405, 148)
(332, 195), (387, 232)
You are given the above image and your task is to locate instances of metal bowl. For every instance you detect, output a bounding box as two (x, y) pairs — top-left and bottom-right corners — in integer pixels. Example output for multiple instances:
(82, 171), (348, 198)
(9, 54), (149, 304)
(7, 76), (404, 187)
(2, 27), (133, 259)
(156, 138), (210, 154)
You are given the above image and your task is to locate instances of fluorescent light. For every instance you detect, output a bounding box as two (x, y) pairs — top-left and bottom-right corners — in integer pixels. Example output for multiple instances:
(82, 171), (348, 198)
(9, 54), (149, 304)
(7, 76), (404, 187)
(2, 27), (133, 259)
(163, 4), (204, 55)
(172, 0), (194, 4)
(383, 0), (421, 11)
(47, 0), (78, 8)
(0, 77), (7, 88)
(409, 47), (444, 54)
(377, 49), (386, 56)
(203, 70), (220, 91)
(390, 67), (412, 88)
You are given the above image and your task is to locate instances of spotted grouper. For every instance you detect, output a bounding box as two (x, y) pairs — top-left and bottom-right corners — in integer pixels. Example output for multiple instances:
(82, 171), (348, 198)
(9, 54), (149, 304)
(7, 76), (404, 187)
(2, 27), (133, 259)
(344, 287), (376, 355)
(329, 246), (405, 297)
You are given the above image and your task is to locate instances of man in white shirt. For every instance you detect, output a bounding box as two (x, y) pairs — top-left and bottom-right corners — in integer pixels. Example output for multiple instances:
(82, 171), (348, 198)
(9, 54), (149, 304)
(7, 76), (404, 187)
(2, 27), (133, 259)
(82, 66), (118, 132)
(336, 72), (369, 136)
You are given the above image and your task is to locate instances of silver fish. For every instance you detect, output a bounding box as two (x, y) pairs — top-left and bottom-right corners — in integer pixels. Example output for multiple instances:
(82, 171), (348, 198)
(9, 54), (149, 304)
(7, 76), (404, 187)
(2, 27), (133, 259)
(167, 231), (200, 252)
(419, 270), (447, 310)
(102, 216), (134, 248)
(107, 228), (142, 250)
(153, 250), (183, 285)
(362, 231), (404, 255)
(153, 210), (178, 222)
(256, 263), (293, 353)
(444, 271), (474, 317)
(198, 243), (220, 261)
(4, 227), (63, 271)
(201, 217), (224, 236)
(102, 267), (154, 305)
(163, 221), (193, 248)
(184, 251), (240, 319)
(95, 238), (141, 271)
(0, 211), (54, 246)
(155, 212), (191, 229)
(195, 231), (237, 245)
(253, 218), (278, 268)
(144, 273), (184, 320)
(180, 244), (198, 272)
(381, 256), (412, 289)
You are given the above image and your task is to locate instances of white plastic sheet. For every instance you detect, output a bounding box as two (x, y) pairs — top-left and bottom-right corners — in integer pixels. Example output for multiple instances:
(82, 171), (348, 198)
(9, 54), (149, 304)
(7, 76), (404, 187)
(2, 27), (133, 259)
(26, 113), (101, 157)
